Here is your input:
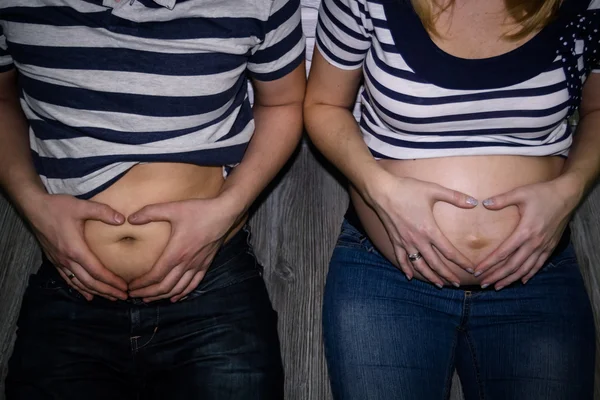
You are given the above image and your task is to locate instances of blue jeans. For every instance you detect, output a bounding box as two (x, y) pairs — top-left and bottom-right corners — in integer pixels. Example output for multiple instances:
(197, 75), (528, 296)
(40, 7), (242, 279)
(6, 226), (283, 400)
(323, 219), (595, 400)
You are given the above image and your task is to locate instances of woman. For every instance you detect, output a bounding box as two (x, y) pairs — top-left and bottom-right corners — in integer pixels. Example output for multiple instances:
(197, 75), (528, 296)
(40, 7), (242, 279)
(304, 0), (600, 398)
(1, 0), (304, 398)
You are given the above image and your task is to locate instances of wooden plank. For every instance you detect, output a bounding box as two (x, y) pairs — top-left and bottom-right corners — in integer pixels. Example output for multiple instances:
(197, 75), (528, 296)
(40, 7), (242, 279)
(0, 197), (40, 399)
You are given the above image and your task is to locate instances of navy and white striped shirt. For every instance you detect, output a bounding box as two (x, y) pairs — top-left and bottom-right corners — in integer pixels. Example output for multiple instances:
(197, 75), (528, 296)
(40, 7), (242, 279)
(316, 0), (600, 160)
(0, 0), (305, 198)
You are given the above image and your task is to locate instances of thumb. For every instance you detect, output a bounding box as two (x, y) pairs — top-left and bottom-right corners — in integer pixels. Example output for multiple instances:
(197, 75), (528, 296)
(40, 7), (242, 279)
(482, 189), (522, 210)
(128, 203), (174, 224)
(82, 201), (125, 225)
(433, 185), (479, 209)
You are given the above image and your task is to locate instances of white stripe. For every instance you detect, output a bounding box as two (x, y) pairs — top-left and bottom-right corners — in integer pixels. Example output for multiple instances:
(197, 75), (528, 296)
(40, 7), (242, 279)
(5, 22), (259, 55)
(18, 63), (247, 97)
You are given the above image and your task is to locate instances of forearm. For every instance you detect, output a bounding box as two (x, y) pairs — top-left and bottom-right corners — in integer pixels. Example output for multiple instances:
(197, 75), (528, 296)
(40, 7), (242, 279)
(218, 102), (303, 219)
(558, 110), (600, 207)
(0, 90), (46, 215)
(304, 103), (388, 204)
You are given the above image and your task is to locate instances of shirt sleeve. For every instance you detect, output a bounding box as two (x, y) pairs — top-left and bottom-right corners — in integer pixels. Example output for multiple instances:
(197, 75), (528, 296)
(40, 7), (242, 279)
(247, 0), (305, 81)
(315, 0), (372, 70)
(0, 24), (14, 73)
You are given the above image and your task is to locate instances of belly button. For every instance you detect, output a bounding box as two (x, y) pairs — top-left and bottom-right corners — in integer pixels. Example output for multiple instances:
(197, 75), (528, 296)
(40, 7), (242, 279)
(466, 236), (489, 250)
(119, 236), (137, 243)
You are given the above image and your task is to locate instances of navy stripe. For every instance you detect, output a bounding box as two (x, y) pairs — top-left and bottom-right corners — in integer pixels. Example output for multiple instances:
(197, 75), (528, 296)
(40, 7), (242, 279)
(266, 0), (299, 33)
(8, 43), (246, 76)
(0, 63), (14, 73)
(368, 94), (571, 125)
(29, 87), (250, 144)
(250, 51), (304, 81)
(2, 7), (263, 40)
(316, 33), (362, 68)
(251, 24), (303, 64)
(364, 65), (568, 105)
(361, 107), (563, 140)
(33, 142), (249, 180)
(318, 21), (367, 57)
(368, 51), (427, 83)
(323, 0), (371, 43)
(361, 120), (533, 149)
(20, 73), (247, 117)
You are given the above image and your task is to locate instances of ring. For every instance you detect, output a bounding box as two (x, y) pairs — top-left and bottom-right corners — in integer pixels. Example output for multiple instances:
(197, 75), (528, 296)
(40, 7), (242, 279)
(408, 252), (423, 262)
(67, 272), (76, 280)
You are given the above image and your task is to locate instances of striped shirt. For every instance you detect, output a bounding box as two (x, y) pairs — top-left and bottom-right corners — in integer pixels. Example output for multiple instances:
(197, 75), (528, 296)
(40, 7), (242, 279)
(316, 0), (600, 160)
(0, 0), (305, 198)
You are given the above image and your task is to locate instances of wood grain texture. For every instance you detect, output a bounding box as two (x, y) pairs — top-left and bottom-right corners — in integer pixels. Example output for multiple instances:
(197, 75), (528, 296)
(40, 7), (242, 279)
(0, 196), (40, 400)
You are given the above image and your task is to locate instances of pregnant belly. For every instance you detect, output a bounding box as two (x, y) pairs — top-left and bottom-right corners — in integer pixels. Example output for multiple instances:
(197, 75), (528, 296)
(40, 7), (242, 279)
(351, 155), (565, 286)
(84, 163), (228, 283)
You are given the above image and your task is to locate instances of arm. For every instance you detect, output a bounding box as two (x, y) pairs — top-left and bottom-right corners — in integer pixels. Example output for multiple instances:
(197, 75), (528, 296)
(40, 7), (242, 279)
(0, 70), (128, 300)
(476, 73), (600, 288)
(127, 65), (306, 301)
(217, 63), (306, 223)
(305, 49), (477, 286)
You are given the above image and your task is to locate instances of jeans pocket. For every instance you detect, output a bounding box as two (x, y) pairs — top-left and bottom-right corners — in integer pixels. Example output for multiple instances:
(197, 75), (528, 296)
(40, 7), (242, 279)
(543, 244), (578, 271)
(28, 268), (86, 303)
(335, 220), (370, 250)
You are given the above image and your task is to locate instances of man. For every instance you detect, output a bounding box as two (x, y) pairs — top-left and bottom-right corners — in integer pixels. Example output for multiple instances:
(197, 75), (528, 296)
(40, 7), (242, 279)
(1, 0), (305, 398)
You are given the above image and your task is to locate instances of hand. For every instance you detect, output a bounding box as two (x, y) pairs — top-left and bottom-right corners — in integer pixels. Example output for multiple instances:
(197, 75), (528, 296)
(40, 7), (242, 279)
(474, 177), (579, 290)
(367, 173), (478, 288)
(26, 194), (128, 301)
(126, 195), (243, 302)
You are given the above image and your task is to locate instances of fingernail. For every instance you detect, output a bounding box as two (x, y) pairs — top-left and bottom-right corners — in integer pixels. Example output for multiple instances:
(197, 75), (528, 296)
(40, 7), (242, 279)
(453, 282), (460, 288)
(466, 268), (474, 274)
(466, 197), (478, 206)
(474, 270), (482, 277)
(495, 286), (504, 291)
(129, 214), (137, 222)
(436, 283), (443, 289)
(405, 274), (412, 281)
(522, 279), (529, 285)
(114, 214), (124, 224)
(482, 199), (494, 206)
(481, 283), (489, 289)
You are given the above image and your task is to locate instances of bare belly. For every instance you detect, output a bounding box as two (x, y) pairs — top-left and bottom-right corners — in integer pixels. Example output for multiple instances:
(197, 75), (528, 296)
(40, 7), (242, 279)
(84, 163), (243, 283)
(350, 156), (565, 286)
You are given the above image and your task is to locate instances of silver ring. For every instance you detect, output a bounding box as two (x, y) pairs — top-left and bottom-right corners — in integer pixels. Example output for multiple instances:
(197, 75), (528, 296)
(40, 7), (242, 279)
(407, 252), (423, 262)
(67, 272), (76, 280)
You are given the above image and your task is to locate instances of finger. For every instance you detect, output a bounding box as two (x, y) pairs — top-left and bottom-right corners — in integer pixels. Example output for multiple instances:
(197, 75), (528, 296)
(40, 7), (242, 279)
(431, 185), (479, 209)
(67, 257), (128, 300)
(481, 188), (524, 211)
(419, 244), (461, 287)
(144, 269), (196, 303)
(474, 230), (525, 275)
(493, 251), (541, 290)
(479, 245), (537, 288)
(70, 240), (128, 292)
(172, 269), (207, 302)
(128, 203), (175, 225)
(80, 200), (125, 225)
(430, 230), (475, 272)
(129, 263), (187, 298)
(393, 246), (414, 280)
(407, 250), (444, 288)
(522, 251), (551, 283)
(57, 267), (94, 301)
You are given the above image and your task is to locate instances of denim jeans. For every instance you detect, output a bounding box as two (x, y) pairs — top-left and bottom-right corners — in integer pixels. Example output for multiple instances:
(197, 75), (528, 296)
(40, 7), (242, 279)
(6, 226), (283, 400)
(323, 219), (595, 400)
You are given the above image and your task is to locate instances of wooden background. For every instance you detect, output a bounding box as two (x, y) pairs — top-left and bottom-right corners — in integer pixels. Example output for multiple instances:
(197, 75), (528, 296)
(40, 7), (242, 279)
(1, 0), (600, 399)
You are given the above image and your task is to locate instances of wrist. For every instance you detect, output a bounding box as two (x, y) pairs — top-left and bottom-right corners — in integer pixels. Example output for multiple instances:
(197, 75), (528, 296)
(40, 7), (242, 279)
(216, 187), (251, 223)
(361, 168), (396, 209)
(554, 172), (587, 210)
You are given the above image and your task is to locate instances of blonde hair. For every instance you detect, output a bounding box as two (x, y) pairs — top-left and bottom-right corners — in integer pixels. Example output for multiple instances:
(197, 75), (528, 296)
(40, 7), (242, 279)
(411, 0), (561, 40)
